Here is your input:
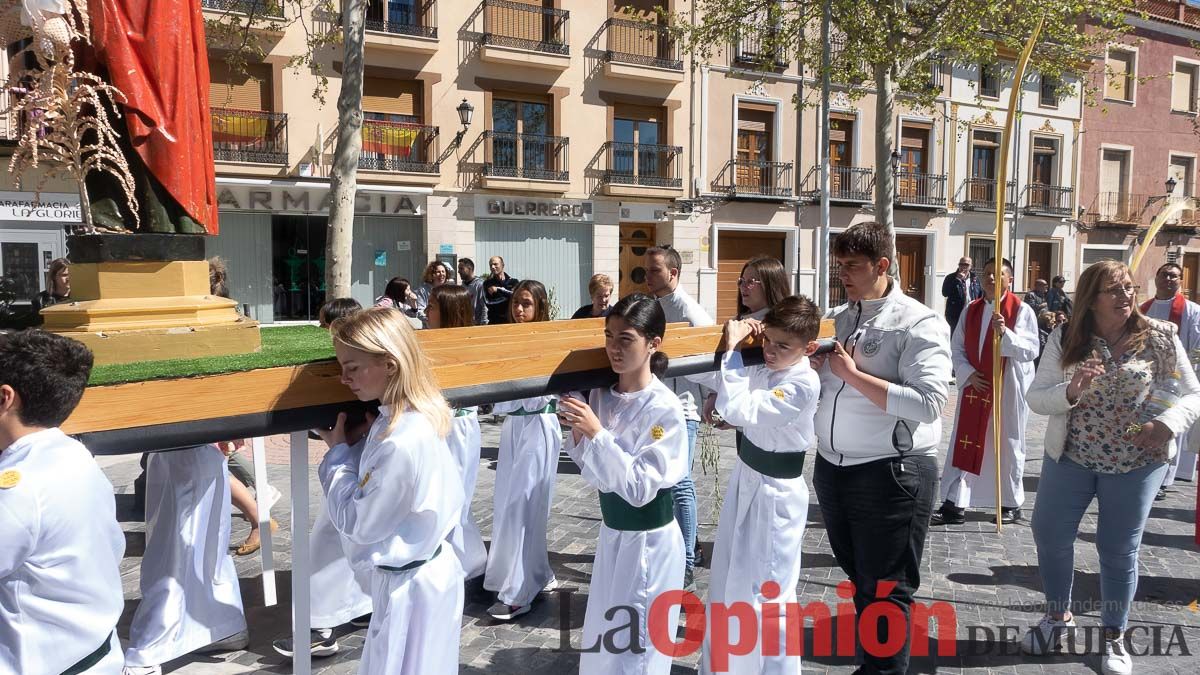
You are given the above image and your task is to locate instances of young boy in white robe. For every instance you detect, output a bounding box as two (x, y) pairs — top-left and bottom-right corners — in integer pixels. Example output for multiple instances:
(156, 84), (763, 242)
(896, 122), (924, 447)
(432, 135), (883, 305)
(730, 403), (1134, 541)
(318, 307), (466, 674)
(701, 296), (823, 675)
(0, 331), (126, 674)
(427, 285), (489, 580)
(559, 293), (689, 675)
(484, 280), (562, 620)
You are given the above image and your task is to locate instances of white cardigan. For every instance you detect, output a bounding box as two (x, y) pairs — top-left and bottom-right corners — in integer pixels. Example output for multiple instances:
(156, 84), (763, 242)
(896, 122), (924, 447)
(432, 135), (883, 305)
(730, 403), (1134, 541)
(1027, 322), (1200, 462)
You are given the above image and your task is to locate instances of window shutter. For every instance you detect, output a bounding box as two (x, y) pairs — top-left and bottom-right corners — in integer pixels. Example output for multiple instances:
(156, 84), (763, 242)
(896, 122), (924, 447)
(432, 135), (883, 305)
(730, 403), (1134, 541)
(362, 79), (422, 118)
(1173, 64), (1196, 112)
(737, 108), (773, 132)
(209, 61), (271, 111)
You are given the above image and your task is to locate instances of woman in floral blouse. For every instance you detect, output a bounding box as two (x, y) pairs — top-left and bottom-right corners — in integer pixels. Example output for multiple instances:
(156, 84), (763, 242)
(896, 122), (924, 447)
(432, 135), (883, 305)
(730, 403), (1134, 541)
(1022, 260), (1200, 675)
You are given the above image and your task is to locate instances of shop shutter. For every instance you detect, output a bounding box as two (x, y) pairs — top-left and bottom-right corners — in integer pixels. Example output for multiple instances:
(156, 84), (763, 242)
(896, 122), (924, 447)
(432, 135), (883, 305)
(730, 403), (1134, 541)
(475, 219), (594, 315)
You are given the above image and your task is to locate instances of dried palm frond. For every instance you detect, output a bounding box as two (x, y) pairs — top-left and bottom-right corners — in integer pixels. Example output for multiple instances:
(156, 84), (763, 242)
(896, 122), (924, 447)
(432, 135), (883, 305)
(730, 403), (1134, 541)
(2, 1), (135, 233)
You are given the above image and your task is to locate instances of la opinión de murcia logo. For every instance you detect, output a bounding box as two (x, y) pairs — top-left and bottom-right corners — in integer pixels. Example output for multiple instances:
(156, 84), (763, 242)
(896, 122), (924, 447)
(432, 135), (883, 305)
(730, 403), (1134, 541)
(552, 582), (1194, 671)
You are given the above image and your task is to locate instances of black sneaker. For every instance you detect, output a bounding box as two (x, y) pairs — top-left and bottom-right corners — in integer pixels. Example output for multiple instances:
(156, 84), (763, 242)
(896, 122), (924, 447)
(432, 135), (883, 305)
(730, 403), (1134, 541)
(683, 567), (695, 591)
(1001, 507), (1023, 524)
(1155, 488), (1167, 501)
(349, 613), (372, 628)
(272, 630), (339, 659)
(930, 501), (966, 525)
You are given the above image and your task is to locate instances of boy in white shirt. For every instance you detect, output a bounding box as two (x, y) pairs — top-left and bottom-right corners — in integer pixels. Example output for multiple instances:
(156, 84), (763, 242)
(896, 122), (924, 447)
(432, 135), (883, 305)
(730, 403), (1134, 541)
(0, 330), (126, 674)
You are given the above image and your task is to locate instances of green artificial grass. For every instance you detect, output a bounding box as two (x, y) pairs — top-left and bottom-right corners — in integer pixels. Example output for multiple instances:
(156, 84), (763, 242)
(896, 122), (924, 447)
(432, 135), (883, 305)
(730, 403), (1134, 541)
(87, 325), (335, 386)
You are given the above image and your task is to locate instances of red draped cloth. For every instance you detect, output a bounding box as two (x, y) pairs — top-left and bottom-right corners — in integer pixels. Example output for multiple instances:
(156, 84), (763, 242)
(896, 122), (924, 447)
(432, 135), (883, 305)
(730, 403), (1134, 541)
(88, 0), (219, 234)
(950, 291), (1023, 475)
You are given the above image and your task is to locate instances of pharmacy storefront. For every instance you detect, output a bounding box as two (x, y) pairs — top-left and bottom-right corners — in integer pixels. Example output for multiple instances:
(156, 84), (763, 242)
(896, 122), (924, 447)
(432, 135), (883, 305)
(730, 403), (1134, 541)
(472, 195), (596, 316)
(0, 191), (78, 303)
(209, 179), (429, 323)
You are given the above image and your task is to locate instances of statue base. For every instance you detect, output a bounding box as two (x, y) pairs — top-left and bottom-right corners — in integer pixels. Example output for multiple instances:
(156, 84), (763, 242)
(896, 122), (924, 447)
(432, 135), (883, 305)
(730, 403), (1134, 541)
(42, 236), (261, 366)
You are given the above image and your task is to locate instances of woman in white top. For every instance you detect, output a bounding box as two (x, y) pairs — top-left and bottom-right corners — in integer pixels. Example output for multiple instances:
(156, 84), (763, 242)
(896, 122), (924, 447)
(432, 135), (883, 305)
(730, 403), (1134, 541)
(559, 293), (689, 675)
(484, 280), (563, 620)
(318, 307), (466, 674)
(427, 284), (489, 580)
(701, 296), (823, 675)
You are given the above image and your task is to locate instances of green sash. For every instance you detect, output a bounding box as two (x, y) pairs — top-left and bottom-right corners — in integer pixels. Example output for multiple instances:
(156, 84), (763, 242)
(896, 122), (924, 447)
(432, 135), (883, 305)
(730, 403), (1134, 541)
(508, 402), (557, 416)
(598, 489), (674, 531)
(737, 433), (807, 479)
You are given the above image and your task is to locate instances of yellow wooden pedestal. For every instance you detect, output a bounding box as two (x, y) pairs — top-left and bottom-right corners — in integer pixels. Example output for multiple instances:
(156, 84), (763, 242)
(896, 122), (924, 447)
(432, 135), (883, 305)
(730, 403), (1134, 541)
(41, 260), (261, 365)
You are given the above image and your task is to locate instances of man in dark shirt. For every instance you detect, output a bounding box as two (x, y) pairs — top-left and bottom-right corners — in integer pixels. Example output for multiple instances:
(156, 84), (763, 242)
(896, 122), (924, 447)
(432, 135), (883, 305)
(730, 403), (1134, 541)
(482, 256), (519, 324)
(941, 256), (980, 330)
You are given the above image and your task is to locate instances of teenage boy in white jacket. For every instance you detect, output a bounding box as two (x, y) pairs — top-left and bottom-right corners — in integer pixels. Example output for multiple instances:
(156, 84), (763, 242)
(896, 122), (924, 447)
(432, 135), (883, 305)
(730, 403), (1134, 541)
(811, 221), (952, 675)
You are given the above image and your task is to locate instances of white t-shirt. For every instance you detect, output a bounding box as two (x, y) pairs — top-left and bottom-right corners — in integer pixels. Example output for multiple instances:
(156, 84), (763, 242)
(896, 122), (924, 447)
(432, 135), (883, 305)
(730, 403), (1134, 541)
(656, 286), (714, 421)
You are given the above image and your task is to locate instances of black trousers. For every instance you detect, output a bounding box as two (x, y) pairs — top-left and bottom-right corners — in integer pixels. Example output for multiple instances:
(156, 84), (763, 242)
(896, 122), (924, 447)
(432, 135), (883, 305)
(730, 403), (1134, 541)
(814, 452), (938, 674)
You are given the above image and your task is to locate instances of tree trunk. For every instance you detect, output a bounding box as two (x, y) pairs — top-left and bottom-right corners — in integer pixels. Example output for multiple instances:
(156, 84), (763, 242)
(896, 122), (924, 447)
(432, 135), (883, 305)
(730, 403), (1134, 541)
(325, 0), (368, 300)
(874, 62), (899, 279)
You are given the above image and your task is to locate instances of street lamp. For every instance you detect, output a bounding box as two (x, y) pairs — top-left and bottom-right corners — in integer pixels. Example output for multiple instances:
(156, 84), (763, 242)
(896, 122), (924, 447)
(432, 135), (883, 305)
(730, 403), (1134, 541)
(891, 148), (902, 203)
(1166, 175), (1178, 197)
(454, 99), (474, 146)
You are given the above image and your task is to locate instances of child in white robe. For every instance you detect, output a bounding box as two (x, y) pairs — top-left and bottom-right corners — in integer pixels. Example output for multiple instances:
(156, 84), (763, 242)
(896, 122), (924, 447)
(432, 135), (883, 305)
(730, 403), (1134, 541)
(427, 285), (488, 580)
(701, 296), (823, 675)
(123, 445), (249, 674)
(319, 307), (466, 674)
(0, 331), (126, 674)
(484, 280), (562, 620)
(560, 293), (689, 675)
(273, 298), (373, 660)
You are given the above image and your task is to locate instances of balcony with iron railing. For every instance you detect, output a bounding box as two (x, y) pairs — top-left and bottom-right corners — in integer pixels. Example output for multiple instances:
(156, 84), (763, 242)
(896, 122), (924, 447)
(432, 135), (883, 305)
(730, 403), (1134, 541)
(712, 159), (794, 199)
(1022, 184), (1074, 217)
(481, 131), (569, 186)
(800, 165), (875, 203)
(471, 0), (569, 68)
(733, 28), (788, 68)
(366, 0), (437, 38)
(1082, 192), (1149, 227)
(359, 121), (439, 175)
(959, 178), (1017, 211)
(598, 18), (683, 82)
(896, 171), (947, 207)
(201, 0), (284, 19)
(211, 108), (288, 164)
(596, 141), (682, 197)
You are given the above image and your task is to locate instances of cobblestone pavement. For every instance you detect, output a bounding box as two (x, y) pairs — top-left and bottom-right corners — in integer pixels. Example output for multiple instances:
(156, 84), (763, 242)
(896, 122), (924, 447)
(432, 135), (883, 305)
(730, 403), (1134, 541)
(100, 388), (1200, 674)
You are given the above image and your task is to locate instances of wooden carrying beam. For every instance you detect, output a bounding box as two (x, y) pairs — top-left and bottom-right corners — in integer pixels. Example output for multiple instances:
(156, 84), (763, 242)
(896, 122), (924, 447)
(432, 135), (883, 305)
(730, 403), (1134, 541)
(63, 319), (834, 437)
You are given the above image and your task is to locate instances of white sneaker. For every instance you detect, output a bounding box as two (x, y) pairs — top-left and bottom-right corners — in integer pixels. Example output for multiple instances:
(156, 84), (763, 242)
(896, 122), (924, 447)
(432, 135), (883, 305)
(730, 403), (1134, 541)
(1102, 634), (1132, 675)
(542, 577), (560, 593)
(122, 667), (162, 675)
(487, 601), (531, 621)
(1019, 614), (1076, 655)
(257, 484), (282, 511)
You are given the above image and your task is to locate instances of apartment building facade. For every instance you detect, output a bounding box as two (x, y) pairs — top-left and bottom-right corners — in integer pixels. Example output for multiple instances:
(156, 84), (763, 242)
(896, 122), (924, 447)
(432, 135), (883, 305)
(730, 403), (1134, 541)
(3, 2), (1190, 321)
(1, 0), (700, 322)
(1077, 0), (1200, 295)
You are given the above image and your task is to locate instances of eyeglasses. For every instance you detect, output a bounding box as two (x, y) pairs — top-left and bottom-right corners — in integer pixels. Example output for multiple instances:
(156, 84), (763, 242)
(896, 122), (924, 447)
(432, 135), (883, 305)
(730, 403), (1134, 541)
(1102, 284), (1138, 298)
(737, 278), (762, 287)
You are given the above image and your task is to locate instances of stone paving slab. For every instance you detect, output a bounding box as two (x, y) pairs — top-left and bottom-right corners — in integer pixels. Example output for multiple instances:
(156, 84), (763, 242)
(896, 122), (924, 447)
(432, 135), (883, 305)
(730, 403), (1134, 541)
(100, 393), (1200, 674)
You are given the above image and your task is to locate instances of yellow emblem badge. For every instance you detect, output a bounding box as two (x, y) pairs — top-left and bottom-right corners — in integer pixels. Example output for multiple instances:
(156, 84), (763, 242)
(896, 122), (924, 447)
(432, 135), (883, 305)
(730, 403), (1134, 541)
(650, 425), (665, 441)
(0, 470), (20, 489)
(359, 471), (372, 489)
(772, 388), (787, 400)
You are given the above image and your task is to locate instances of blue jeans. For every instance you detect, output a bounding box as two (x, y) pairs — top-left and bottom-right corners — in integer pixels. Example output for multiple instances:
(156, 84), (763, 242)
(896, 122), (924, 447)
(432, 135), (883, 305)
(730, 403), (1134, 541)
(672, 419), (699, 570)
(1031, 455), (1168, 631)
